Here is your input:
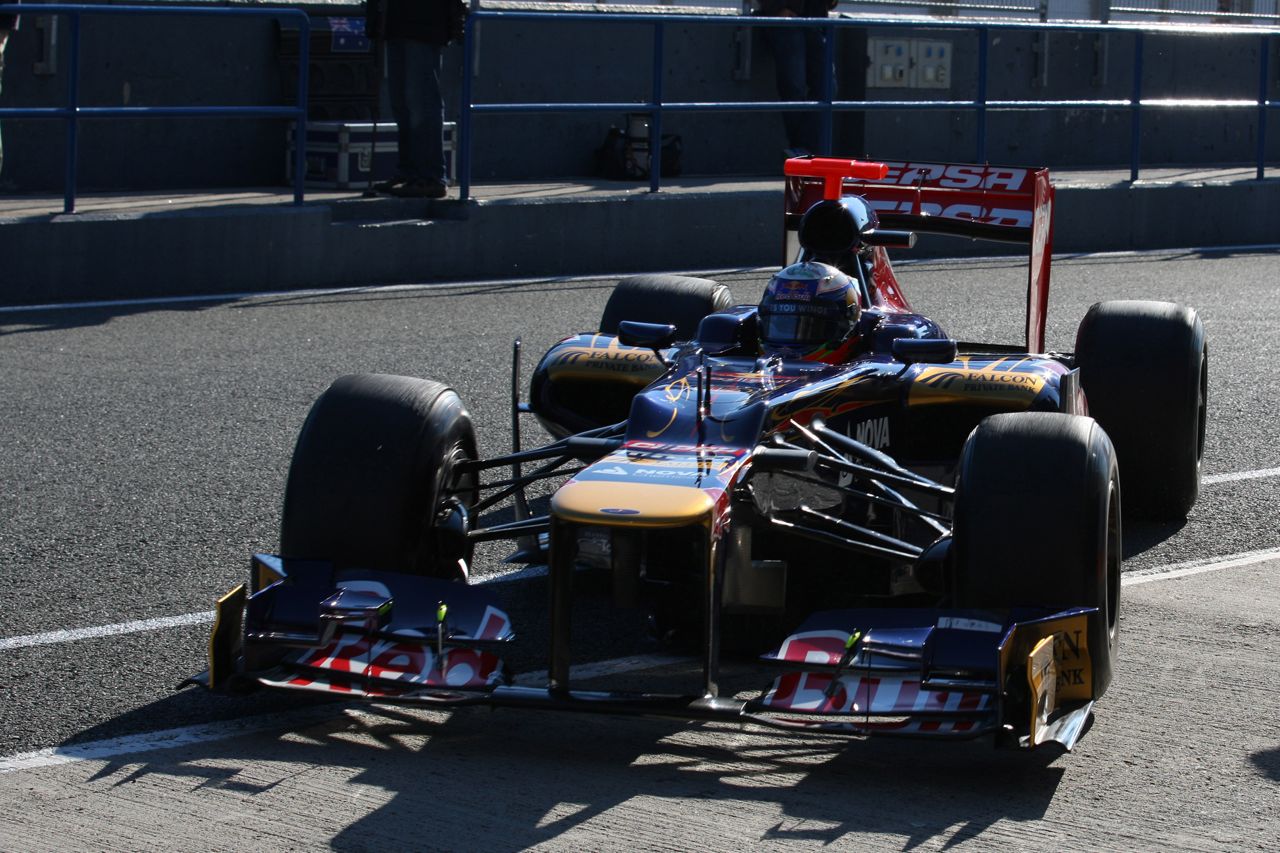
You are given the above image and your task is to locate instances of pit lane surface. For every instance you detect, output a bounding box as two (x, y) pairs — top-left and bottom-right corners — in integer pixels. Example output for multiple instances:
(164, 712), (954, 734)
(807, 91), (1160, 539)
(2, 249), (1278, 849)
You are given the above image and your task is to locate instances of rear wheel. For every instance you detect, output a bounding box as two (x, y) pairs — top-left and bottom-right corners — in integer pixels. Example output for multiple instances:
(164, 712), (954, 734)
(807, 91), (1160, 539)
(280, 374), (478, 579)
(952, 412), (1120, 698)
(1074, 300), (1207, 520)
(599, 274), (733, 341)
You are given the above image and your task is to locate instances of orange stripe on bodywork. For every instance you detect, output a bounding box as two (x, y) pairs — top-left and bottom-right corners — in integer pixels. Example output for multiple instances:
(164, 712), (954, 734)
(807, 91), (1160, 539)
(551, 481), (714, 528)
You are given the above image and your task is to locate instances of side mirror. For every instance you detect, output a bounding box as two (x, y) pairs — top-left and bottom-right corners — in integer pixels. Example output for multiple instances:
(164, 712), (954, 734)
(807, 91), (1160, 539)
(863, 229), (917, 249)
(892, 338), (958, 365)
(617, 320), (678, 350)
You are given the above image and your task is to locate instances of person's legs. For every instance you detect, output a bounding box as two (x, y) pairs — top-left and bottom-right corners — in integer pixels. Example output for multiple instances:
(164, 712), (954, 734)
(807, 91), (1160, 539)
(384, 38), (415, 183)
(800, 24), (832, 154)
(762, 26), (809, 153)
(396, 40), (446, 187)
(0, 52), (6, 180)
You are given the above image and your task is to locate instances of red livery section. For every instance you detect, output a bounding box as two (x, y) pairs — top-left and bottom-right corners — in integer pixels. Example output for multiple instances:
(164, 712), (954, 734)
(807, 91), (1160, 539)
(761, 671), (993, 718)
(784, 156), (1055, 352)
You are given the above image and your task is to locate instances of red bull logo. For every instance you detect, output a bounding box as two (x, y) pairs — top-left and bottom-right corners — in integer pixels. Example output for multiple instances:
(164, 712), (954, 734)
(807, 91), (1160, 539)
(773, 279), (815, 301)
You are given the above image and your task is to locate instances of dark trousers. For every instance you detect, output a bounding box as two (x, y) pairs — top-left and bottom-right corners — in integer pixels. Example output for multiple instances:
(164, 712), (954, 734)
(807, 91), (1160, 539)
(385, 38), (447, 185)
(762, 23), (832, 155)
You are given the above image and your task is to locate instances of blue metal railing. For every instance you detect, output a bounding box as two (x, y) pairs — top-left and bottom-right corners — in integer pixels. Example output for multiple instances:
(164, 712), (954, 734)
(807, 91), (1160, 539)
(0, 4), (309, 214)
(458, 10), (1278, 201)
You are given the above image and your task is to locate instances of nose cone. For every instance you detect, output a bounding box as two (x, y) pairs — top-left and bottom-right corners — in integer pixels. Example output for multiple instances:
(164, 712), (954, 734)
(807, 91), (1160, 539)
(551, 479), (714, 527)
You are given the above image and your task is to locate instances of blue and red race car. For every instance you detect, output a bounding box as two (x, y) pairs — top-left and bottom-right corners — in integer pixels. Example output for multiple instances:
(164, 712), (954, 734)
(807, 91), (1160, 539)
(191, 157), (1207, 751)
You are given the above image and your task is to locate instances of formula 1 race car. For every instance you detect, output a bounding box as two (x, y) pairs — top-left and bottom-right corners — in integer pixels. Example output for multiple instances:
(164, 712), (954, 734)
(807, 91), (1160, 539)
(191, 157), (1208, 751)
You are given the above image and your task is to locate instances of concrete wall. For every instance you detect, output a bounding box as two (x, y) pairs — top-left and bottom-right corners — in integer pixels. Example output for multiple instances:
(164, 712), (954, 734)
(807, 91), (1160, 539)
(0, 3), (1276, 192)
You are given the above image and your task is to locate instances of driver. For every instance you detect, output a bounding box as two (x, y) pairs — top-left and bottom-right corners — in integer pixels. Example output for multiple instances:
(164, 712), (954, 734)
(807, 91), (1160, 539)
(758, 261), (863, 363)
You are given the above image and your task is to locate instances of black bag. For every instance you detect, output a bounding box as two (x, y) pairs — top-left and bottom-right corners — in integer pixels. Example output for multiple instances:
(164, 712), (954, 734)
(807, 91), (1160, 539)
(594, 126), (683, 181)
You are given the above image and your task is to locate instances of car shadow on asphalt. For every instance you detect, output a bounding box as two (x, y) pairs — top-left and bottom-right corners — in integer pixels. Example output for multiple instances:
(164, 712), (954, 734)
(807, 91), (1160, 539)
(1122, 518), (1188, 562)
(0, 300), (234, 337)
(69, 691), (1070, 851)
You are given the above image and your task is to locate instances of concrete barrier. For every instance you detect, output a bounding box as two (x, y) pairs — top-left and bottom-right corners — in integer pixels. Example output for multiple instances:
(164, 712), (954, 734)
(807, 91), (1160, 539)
(2, 167), (1276, 306)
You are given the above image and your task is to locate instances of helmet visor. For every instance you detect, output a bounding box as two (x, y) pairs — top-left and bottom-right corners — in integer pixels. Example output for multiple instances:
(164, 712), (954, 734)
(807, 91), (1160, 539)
(759, 308), (850, 350)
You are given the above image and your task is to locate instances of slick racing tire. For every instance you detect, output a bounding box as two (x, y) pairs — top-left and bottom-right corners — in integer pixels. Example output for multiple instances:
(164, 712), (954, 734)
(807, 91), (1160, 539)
(280, 374), (478, 580)
(599, 274), (733, 341)
(952, 412), (1120, 699)
(1074, 300), (1207, 521)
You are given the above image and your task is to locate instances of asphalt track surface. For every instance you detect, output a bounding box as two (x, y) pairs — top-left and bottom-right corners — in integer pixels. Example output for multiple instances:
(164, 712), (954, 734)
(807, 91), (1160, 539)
(1, 248), (1278, 850)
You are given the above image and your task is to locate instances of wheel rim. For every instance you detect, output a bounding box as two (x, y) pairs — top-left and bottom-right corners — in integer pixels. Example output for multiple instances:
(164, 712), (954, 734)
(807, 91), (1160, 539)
(1195, 347), (1208, 471)
(429, 441), (477, 578)
(1106, 478), (1121, 638)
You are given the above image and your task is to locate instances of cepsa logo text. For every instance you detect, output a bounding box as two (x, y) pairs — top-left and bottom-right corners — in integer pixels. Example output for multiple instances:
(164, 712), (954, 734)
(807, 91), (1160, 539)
(873, 162), (1031, 191)
(867, 199), (1032, 229)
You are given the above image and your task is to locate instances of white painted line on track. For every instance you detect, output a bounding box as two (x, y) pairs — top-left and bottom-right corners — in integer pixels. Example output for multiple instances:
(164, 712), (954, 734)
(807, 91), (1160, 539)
(1120, 545), (1280, 587)
(1203, 466), (1280, 485)
(0, 612), (215, 652)
(0, 654), (686, 774)
(0, 565), (539, 652)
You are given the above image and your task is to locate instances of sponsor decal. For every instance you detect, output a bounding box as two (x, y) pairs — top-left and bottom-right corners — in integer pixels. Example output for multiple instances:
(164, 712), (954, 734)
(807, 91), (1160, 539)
(547, 340), (662, 378)
(1053, 625), (1091, 698)
(762, 670), (991, 717)
(773, 279), (816, 301)
(938, 616), (1003, 633)
(575, 449), (745, 493)
(873, 162), (1031, 192)
(291, 633), (504, 690)
(767, 301), (831, 316)
(852, 415), (890, 449)
(910, 363), (1048, 407)
(866, 199), (1033, 229)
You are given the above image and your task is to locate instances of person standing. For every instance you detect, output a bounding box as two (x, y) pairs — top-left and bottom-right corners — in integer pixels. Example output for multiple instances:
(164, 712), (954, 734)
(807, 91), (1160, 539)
(367, 0), (465, 199)
(756, 0), (837, 157)
(0, 2), (18, 181)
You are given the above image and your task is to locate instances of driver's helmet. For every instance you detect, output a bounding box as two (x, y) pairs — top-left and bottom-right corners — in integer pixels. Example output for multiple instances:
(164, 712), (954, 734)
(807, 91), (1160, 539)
(758, 261), (862, 363)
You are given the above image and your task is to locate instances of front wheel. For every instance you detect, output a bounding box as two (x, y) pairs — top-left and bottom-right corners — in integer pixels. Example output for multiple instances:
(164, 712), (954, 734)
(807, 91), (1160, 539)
(279, 374), (478, 580)
(952, 412), (1120, 699)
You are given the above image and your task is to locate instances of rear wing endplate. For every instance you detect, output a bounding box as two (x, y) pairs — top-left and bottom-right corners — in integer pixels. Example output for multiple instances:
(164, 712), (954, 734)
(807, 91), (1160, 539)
(784, 158), (1056, 354)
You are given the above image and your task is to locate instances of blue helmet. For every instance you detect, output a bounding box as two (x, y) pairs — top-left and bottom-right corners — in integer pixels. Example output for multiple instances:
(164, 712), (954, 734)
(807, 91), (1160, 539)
(759, 261), (861, 363)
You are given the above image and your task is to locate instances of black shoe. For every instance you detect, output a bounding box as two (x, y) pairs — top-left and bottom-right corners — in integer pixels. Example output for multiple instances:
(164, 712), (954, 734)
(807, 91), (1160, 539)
(372, 176), (409, 193)
(390, 179), (447, 199)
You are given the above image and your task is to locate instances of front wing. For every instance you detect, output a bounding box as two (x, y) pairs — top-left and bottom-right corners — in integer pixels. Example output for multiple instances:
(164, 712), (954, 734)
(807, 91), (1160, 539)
(191, 555), (1099, 750)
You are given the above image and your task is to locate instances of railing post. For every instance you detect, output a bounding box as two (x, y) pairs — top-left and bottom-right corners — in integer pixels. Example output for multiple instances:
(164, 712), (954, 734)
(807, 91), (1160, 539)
(1257, 34), (1269, 181)
(460, 14), (476, 203)
(976, 27), (988, 164)
(1130, 30), (1143, 182)
(63, 11), (81, 215)
(293, 12), (309, 206)
(649, 21), (664, 193)
(821, 19), (835, 155)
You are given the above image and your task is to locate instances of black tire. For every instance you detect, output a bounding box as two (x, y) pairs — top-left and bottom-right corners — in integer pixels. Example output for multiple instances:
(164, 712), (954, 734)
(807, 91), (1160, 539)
(598, 274), (733, 341)
(953, 412), (1121, 699)
(280, 374), (478, 579)
(1074, 300), (1207, 521)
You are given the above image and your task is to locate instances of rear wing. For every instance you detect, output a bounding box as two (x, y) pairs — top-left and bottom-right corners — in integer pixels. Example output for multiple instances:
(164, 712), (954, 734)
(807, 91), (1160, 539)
(783, 158), (1056, 354)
